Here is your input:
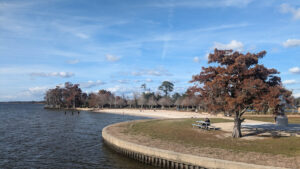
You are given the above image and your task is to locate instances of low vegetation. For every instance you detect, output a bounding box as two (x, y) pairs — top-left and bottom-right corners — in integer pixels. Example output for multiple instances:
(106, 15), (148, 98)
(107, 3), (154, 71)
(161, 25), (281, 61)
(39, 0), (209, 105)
(124, 119), (300, 156)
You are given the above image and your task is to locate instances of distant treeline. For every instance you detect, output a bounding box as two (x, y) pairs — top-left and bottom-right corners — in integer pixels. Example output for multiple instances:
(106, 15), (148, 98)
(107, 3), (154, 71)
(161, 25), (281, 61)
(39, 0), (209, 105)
(45, 81), (300, 113)
(295, 97), (300, 106)
(0, 101), (45, 104)
(44, 81), (204, 111)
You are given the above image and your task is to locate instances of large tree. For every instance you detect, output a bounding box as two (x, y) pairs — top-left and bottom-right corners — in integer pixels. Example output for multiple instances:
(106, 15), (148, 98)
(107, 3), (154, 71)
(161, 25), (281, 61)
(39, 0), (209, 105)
(63, 82), (82, 108)
(190, 49), (292, 138)
(45, 86), (63, 108)
(158, 81), (174, 96)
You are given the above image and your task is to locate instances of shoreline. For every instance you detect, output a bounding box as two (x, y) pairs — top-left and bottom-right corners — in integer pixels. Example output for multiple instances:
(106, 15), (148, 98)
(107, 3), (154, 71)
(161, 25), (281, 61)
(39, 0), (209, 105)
(103, 120), (291, 169)
(75, 107), (300, 118)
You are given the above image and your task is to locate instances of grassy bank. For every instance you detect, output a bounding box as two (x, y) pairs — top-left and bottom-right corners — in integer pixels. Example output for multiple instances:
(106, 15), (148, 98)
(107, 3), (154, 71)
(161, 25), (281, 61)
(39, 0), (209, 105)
(124, 118), (300, 156)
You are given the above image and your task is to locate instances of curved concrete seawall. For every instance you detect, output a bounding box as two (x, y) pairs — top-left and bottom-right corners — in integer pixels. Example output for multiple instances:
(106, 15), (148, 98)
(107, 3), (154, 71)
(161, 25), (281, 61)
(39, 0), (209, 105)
(102, 122), (286, 169)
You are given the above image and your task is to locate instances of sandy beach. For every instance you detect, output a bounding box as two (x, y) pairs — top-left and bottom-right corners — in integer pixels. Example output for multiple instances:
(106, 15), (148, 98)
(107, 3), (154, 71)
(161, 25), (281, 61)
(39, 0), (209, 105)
(93, 108), (223, 119)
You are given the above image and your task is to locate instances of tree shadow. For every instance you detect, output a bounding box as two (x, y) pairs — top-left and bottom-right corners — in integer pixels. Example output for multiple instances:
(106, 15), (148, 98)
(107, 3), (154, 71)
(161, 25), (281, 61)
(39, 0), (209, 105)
(242, 124), (300, 138)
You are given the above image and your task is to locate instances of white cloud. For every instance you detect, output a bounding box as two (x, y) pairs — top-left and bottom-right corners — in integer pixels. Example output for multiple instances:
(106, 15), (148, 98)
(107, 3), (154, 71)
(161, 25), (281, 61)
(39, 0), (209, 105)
(193, 57), (200, 63)
(280, 3), (300, 20)
(146, 78), (153, 82)
(131, 68), (172, 77)
(293, 92), (300, 98)
(52, 22), (91, 39)
(148, 70), (166, 76)
(52, 50), (84, 58)
(106, 86), (121, 93)
(282, 80), (297, 85)
(30, 72), (74, 78)
(26, 86), (49, 99)
(283, 39), (300, 48)
(289, 67), (300, 74)
(117, 79), (129, 84)
(213, 40), (244, 51)
(106, 85), (136, 95)
(0, 86), (49, 101)
(80, 80), (105, 88)
(204, 53), (210, 60)
(75, 33), (89, 39)
(66, 59), (79, 64)
(105, 54), (121, 62)
(152, 0), (253, 8)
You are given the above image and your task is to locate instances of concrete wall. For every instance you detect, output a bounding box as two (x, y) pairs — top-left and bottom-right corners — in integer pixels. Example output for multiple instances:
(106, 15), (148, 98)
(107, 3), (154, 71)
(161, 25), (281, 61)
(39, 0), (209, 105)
(102, 122), (286, 169)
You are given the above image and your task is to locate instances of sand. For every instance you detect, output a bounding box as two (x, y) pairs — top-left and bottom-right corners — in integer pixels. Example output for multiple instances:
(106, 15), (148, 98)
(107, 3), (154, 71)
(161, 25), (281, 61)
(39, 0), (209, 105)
(93, 108), (225, 119)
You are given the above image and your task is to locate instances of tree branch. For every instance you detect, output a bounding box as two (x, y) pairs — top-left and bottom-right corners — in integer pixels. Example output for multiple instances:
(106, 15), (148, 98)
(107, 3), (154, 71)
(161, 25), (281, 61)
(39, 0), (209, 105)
(239, 106), (249, 118)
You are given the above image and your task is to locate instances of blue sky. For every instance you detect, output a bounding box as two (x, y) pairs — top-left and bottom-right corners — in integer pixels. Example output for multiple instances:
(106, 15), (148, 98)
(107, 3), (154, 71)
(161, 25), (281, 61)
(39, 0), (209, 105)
(1, 0), (300, 101)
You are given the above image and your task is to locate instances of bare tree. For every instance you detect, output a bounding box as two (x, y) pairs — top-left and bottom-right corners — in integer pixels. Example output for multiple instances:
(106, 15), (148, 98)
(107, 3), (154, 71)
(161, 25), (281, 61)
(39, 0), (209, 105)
(147, 95), (157, 109)
(174, 97), (183, 110)
(137, 94), (147, 109)
(158, 97), (172, 109)
(88, 93), (98, 108)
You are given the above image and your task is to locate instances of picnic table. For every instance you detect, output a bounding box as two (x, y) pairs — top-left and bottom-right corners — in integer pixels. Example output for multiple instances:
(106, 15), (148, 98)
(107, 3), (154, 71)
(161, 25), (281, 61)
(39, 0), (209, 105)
(192, 120), (217, 130)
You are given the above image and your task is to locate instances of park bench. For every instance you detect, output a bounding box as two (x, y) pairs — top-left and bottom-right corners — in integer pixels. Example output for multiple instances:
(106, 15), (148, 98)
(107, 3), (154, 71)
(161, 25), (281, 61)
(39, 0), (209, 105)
(192, 121), (217, 130)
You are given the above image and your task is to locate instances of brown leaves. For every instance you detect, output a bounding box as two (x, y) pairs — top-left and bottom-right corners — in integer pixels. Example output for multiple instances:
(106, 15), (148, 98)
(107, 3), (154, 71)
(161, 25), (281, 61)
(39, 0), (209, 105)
(190, 49), (292, 115)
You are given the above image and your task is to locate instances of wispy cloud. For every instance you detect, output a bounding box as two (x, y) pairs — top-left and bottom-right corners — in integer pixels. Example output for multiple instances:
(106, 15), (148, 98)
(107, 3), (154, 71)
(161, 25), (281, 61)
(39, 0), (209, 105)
(66, 59), (79, 64)
(193, 57), (200, 63)
(289, 67), (300, 74)
(283, 39), (300, 48)
(106, 85), (138, 95)
(280, 3), (300, 20)
(52, 22), (91, 39)
(30, 72), (74, 78)
(213, 40), (244, 51)
(80, 80), (105, 88)
(0, 85), (49, 101)
(28, 86), (49, 94)
(145, 78), (153, 82)
(117, 79), (130, 84)
(105, 54), (121, 62)
(131, 68), (172, 77)
(293, 92), (300, 98)
(283, 79), (297, 85)
(151, 0), (253, 8)
(161, 1), (174, 59)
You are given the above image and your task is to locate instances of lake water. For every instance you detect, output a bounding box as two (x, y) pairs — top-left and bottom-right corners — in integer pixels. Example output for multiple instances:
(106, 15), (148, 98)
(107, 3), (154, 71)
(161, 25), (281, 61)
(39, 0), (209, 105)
(0, 103), (157, 169)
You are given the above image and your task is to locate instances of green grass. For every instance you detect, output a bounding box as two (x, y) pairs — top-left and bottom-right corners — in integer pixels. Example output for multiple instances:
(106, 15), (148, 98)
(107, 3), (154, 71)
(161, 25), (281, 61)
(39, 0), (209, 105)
(244, 116), (300, 124)
(125, 118), (300, 156)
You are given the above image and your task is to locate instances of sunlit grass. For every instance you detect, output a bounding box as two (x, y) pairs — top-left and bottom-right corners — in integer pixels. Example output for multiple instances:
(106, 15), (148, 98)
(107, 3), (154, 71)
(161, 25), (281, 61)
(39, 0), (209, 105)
(124, 118), (300, 156)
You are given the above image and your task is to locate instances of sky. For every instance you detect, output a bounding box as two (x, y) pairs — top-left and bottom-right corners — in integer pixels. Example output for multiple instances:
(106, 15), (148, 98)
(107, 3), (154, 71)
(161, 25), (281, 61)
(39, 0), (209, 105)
(1, 0), (300, 101)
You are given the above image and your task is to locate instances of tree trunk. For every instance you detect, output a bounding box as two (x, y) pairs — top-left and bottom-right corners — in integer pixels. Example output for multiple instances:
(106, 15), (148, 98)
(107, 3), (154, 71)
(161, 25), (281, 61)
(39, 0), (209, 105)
(232, 115), (242, 138)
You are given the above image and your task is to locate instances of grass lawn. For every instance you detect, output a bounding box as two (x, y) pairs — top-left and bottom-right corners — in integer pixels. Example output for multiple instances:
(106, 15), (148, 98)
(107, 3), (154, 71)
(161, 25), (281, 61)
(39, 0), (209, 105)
(125, 118), (300, 156)
(244, 116), (300, 124)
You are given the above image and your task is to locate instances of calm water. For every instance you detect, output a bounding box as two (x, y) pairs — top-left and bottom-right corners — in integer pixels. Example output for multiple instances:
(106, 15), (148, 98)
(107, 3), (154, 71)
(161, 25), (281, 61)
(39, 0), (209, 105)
(0, 103), (157, 169)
